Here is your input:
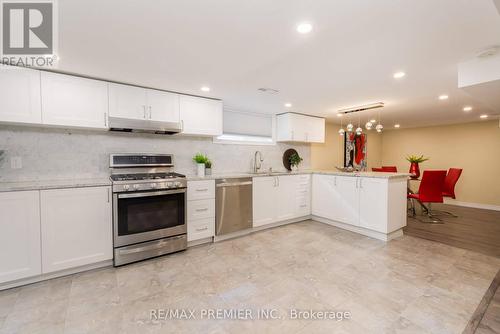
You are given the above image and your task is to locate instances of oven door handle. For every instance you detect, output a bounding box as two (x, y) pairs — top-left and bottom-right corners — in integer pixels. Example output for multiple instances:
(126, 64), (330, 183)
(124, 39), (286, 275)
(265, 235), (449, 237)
(117, 189), (186, 199)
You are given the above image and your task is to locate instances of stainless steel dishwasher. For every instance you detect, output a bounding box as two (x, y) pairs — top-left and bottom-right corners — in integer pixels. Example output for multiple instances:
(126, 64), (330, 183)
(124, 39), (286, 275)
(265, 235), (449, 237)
(215, 177), (253, 236)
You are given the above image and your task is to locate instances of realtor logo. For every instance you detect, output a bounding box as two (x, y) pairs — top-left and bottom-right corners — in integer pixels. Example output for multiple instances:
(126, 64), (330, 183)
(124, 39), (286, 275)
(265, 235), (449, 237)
(1, 0), (57, 67)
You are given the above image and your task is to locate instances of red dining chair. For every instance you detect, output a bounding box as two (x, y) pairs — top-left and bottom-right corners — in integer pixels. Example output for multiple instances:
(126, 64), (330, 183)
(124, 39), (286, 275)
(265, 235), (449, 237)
(372, 167), (384, 172)
(443, 168), (462, 199)
(382, 166), (398, 172)
(433, 168), (463, 217)
(407, 170), (447, 223)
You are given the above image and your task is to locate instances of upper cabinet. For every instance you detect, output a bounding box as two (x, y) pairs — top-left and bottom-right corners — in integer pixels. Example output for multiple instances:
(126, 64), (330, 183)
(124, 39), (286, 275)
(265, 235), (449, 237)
(41, 72), (109, 129)
(179, 95), (223, 136)
(108, 83), (180, 123)
(276, 112), (325, 143)
(0, 66), (42, 124)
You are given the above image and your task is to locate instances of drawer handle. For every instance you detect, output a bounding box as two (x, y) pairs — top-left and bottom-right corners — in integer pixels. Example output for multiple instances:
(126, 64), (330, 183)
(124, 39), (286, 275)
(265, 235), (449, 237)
(196, 188), (208, 192)
(195, 208), (209, 212)
(196, 227), (209, 231)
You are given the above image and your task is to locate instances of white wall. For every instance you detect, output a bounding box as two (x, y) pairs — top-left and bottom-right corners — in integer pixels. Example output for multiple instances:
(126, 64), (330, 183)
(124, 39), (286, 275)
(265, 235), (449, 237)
(0, 125), (310, 181)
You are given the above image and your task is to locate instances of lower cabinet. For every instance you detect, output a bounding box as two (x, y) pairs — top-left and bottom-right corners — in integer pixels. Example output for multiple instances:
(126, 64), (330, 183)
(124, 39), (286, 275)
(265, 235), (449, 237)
(40, 186), (113, 273)
(0, 191), (41, 284)
(253, 174), (311, 228)
(312, 174), (403, 234)
(187, 180), (215, 242)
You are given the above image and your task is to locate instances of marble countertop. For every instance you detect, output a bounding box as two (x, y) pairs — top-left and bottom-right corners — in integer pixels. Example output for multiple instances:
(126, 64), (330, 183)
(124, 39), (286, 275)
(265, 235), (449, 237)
(0, 178), (111, 192)
(0, 170), (410, 192)
(186, 170), (411, 181)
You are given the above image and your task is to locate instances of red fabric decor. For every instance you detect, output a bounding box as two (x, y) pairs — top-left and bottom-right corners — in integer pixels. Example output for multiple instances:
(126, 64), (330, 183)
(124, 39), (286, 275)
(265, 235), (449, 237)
(354, 134), (366, 165)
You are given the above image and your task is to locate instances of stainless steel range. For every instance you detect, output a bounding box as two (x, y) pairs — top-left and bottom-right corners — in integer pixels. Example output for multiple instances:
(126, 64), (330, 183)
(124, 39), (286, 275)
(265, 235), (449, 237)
(110, 154), (187, 266)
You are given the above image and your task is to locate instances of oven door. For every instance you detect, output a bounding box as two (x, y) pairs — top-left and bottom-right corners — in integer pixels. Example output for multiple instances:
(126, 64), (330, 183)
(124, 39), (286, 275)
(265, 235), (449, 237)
(113, 188), (186, 247)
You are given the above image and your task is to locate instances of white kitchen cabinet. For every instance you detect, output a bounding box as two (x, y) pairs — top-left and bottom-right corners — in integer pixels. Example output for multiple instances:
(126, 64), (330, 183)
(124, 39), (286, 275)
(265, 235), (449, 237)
(358, 177), (388, 232)
(295, 174), (311, 217)
(275, 175), (296, 221)
(0, 191), (41, 284)
(253, 174), (311, 228)
(187, 180), (216, 242)
(108, 83), (147, 120)
(252, 176), (278, 227)
(40, 186), (112, 273)
(0, 66), (41, 125)
(41, 72), (108, 129)
(109, 83), (180, 123)
(276, 112), (325, 143)
(179, 95), (223, 136)
(312, 174), (343, 221)
(146, 89), (180, 122)
(312, 174), (407, 239)
(337, 176), (359, 226)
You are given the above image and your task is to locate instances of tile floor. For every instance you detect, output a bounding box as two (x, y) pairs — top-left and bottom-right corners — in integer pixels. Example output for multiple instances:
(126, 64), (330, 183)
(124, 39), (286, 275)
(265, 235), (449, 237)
(1, 220), (499, 334)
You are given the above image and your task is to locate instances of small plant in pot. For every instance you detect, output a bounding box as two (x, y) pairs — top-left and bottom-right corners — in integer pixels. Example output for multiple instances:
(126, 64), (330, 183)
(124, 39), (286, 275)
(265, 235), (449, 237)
(193, 153), (208, 177)
(205, 159), (212, 176)
(406, 154), (429, 179)
(289, 152), (303, 171)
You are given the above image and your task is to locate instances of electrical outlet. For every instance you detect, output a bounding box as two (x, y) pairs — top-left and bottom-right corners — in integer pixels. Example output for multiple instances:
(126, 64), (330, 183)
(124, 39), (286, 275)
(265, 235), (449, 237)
(10, 156), (22, 169)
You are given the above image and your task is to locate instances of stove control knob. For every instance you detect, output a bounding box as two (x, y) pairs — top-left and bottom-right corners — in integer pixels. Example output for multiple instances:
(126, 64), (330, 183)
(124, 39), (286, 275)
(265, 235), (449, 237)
(123, 185), (130, 191)
(174, 181), (182, 188)
(133, 184), (140, 190)
(159, 182), (166, 189)
(166, 182), (173, 188)
(151, 183), (157, 189)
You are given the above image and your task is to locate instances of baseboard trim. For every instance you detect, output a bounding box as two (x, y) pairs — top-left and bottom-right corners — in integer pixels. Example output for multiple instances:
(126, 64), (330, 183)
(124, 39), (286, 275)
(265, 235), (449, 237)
(444, 199), (500, 211)
(311, 215), (403, 241)
(214, 216), (310, 242)
(0, 260), (112, 291)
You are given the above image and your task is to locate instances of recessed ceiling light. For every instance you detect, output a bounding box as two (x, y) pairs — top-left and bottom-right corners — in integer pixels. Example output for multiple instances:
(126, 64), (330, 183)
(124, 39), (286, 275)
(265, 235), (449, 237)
(438, 95), (449, 100)
(200, 86), (210, 92)
(480, 114), (488, 119)
(336, 113), (343, 117)
(284, 103), (292, 108)
(394, 124), (400, 128)
(296, 22), (313, 34)
(370, 119), (377, 123)
(463, 106), (473, 112)
(393, 72), (406, 79)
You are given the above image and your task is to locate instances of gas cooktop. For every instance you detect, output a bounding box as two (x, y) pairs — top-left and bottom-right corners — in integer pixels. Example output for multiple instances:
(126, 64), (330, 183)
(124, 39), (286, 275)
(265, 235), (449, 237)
(110, 172), (185, 182)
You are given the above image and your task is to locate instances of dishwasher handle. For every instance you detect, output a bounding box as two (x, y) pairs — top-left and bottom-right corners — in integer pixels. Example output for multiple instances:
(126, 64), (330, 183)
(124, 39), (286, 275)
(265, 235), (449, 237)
(216, 181), (253, 187)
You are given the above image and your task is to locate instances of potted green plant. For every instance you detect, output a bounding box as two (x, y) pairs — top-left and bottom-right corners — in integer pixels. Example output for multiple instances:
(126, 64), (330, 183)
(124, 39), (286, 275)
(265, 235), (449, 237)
(289, 152), (303, 171)
(406, 154), (429, 179)
(193, 153), (208, 177)
(205, 159), (212, 175)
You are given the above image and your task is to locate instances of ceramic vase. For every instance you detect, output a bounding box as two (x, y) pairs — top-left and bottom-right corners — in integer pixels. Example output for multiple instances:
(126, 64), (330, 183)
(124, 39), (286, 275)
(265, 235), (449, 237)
(197, 163), (205, 177)
(409, 162), (420, 179)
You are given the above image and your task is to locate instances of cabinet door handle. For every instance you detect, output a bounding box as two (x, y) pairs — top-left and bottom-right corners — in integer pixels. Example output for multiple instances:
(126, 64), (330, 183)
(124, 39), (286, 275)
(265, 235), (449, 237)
(355, 178), (358, 188)
(360, 178), (363, 188)
(143, 105), (147, 118)
(196, 227), (209, 232)
(334, 176), (337, 186)
(196, 188), (208, 192)
(149, 106), (152, 119)
(195, 208), (209, 212)
(107, 188), (110, 203)
(104, 112), (107, 127)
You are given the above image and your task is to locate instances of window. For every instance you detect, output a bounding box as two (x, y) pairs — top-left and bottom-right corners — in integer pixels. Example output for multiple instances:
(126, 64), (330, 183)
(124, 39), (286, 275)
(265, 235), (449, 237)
(214, 109), (275, 145)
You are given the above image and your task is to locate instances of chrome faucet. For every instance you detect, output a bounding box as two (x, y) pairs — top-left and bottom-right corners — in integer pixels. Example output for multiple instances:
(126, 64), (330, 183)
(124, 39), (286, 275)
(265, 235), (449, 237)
(253, 151), (263, 173)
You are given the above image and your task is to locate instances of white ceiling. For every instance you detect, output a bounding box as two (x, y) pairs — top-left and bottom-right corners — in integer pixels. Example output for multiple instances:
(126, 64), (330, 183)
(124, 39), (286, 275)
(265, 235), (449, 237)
(57, 0), (500, 128)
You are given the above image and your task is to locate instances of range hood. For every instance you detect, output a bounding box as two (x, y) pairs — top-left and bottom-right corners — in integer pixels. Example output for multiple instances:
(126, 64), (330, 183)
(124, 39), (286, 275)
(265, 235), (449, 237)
(108, 116), (182, 135)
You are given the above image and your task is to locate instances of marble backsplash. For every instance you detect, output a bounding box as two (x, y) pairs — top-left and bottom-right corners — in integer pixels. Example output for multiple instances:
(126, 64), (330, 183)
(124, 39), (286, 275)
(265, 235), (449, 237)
(0, 125), (311, 182)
